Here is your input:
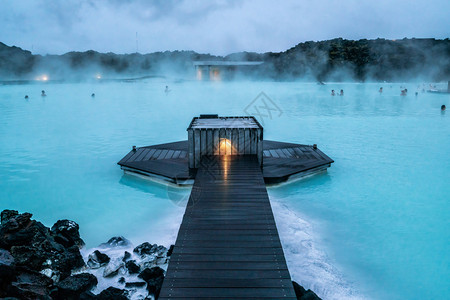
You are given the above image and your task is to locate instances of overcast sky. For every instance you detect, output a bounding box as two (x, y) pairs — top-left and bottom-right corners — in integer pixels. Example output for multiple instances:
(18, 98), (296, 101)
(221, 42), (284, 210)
(1, 0), (449, 55)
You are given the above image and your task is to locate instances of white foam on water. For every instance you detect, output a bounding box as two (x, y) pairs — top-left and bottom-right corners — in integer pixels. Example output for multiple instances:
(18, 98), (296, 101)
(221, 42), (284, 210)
(79, 244), (169, 300)
(79, 246), (149, 299)
(76, 182), (366, 299)
(270, 199), (365, 300)
(77, 205), (186, 299)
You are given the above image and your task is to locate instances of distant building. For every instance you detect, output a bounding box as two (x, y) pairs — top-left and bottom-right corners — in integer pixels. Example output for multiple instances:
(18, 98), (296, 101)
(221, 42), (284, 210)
(193, 61), (264, 80)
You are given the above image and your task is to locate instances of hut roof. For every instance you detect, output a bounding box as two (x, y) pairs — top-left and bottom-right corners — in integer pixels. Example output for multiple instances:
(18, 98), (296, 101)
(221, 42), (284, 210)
(187, 116), (262, 130)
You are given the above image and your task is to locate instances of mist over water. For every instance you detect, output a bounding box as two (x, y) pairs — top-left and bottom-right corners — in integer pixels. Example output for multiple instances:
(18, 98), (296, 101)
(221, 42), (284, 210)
(1, 38), (449, 83)
(0, 79), (449, 299)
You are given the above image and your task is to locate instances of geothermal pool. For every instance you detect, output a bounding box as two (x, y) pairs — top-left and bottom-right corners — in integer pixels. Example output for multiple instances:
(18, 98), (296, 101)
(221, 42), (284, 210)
(0, 80), (449, 299)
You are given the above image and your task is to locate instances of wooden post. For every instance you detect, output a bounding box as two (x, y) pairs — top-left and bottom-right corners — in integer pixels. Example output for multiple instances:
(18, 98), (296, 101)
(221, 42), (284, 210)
(219, 128), (225, 155)
(226, 129), (232, 155)
(213, 130), (220, 155)
(231, 128), (238, 155)
(188, 129), (194, 168)
(257, 128), (263, 166)
(194, 129), (201, 168)
(206, 129), (213, 155)
(244, 129), (250, 154)
(200, 129), (206, 158)
(239, 128), (245, 155)
(249, 129), (255, 154)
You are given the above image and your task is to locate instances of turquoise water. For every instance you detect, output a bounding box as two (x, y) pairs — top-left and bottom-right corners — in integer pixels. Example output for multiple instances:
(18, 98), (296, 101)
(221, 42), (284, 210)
(0, 80), (449, 299)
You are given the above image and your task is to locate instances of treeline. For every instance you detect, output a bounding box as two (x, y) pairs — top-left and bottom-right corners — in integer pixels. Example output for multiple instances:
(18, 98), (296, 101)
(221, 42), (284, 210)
(259, 38), (450, 81)
(0, 38), (449, 81)
(0, 42), (220, 80)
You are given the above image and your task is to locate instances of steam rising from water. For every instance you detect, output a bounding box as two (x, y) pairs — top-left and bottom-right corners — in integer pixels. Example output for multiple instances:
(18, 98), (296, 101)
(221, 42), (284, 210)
(1, 38), (449, 82)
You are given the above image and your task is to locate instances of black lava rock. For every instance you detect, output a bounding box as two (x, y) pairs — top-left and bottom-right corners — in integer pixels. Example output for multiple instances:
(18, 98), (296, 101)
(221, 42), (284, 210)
(133, 242), (156, 257)
(94, 250), (110, 265)
(53, 234), (71, 248)
(125, 281), (146, 288)
(0, 210), (85, 280)
(79, 291), (97, 300)
(99, 236), (130, 248)
(167, 245), (174, 257)
(54, 273), (98, 298)
(0, 249), (16, 297)
(138, 267), (165, 298)
(122, 251), (131, 262)
(96, 287), (128, 300)
(87, 250), (110, 269)
(0, 212), (41, 249)
(55, 245), (86, 280)
(138, 266), (164, 282)
(125, 260), (140, 274)
(10, 246), (46, 271)
(1, 209), (19, 224)
(51, 220), (85, 248)
(0, 210), (189, 299)
(133, 242), (167, 258)
(292, 281), (322, 300)
(0, 249), (15, 266)
(8, 267), (54, 299)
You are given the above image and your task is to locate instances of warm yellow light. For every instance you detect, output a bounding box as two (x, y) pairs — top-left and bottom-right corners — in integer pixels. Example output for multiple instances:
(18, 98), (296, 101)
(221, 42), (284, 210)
(222, 155), (230, 178)
(210, 68), (221, 81)
(36, 75), (49, 81)
(219, 138), (229, 154)
(219, 138), (235, 155)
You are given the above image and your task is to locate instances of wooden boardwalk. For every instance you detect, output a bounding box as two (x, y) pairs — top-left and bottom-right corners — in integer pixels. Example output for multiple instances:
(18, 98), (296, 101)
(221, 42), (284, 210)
(118, 140), (333, 184)
(159, 155), (296, 299)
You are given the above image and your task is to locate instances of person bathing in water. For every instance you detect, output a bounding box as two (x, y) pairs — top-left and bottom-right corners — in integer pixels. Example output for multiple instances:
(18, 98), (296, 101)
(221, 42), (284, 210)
(331, 90), (335, 96)
(379, 87), (383, 93)
(339, 89), (344, 96)
(401, 89), (407, 96)
(41, 90), (46, 97)
(165, 85), (170, 94)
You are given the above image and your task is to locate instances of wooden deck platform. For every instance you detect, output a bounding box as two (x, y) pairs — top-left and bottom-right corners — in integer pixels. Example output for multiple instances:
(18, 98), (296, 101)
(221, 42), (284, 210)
(118, 140), (333, 184)
(159, 155), (296, 299)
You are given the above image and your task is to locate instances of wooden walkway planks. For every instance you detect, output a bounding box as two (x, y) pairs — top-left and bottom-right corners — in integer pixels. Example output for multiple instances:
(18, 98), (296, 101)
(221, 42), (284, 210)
(159, 155), (296, 299)
(118, 140), (333, 184)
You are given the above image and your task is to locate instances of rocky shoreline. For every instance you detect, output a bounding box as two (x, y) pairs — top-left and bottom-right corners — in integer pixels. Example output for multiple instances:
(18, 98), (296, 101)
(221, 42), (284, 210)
(0, 210), (320, 299)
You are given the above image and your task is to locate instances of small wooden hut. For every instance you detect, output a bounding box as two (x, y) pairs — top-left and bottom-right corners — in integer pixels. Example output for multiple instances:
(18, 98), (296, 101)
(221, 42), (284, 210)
(187, 115), (263, 168)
